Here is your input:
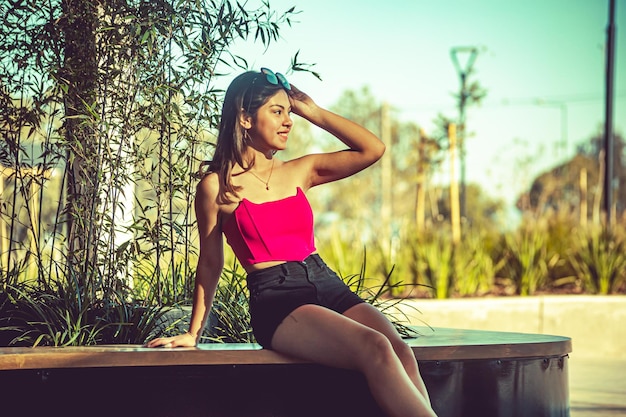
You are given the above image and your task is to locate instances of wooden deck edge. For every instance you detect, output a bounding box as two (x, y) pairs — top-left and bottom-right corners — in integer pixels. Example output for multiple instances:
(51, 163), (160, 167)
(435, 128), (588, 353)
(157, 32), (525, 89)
(0, 327), (572, 371)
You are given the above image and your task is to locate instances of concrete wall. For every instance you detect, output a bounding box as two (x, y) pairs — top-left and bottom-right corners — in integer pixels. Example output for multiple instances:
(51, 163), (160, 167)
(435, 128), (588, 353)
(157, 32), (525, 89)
(396, 295), (626, 359)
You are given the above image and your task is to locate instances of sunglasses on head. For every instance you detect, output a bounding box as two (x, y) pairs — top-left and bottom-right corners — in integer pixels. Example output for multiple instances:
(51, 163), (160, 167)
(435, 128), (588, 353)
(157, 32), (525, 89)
(243, 68), (291, 114)
(260, 67), (291, 91)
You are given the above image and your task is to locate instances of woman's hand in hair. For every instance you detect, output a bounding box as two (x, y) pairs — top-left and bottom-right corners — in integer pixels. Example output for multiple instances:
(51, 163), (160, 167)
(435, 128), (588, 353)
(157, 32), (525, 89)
(287, 85), (320, 121)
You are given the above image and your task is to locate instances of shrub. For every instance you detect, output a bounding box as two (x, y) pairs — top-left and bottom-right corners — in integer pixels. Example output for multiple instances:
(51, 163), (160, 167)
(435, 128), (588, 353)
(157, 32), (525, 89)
(569, 226), (626, 294)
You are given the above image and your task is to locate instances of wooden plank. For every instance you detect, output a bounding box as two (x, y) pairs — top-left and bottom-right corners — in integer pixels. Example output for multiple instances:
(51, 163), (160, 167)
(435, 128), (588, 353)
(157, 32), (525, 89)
(0, 344), (302, 370)
(0, 327), (571, 371)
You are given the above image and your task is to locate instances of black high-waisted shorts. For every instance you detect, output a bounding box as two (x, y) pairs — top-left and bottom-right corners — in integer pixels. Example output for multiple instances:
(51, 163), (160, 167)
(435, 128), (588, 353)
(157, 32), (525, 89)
(246, 254), (365, 348)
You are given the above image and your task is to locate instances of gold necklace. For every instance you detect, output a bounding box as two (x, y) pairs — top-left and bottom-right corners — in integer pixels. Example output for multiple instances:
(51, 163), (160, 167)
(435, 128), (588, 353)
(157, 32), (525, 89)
(248, 158), (275, 190)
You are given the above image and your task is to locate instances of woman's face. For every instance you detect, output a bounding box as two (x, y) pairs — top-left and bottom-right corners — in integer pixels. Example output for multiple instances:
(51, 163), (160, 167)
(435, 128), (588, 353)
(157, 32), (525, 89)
(246, 90), (292, 154)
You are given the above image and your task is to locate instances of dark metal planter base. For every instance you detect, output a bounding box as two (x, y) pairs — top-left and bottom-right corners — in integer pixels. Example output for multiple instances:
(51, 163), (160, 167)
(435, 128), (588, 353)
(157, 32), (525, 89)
(0, 328), (571, 417)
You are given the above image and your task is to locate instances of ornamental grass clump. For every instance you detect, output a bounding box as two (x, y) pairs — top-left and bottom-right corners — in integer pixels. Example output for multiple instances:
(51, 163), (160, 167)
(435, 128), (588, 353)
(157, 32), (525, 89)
(503, 221), (549, 296)
(569, 226), (626, 295)
(453, 228), (502, 297)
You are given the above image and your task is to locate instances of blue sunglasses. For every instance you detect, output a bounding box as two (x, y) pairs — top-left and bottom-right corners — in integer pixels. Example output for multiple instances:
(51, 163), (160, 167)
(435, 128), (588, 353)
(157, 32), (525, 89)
(244, 68), (291, 114)
(260, 67), (291, 91)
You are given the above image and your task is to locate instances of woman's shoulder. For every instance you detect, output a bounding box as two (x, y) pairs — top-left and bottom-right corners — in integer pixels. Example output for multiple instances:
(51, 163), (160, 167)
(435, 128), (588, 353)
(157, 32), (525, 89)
(195, 172), (222, 205)
(196, 171), (219, 191)
(196, 172), (240, 213)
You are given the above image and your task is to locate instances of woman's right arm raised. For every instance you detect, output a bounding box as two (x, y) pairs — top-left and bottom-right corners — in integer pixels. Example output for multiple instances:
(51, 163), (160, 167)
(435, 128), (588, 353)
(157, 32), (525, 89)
(145, 174), (224, 348)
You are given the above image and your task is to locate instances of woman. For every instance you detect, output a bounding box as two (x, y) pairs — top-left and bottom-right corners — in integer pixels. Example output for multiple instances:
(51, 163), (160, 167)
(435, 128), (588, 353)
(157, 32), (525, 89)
(146, 68), (437, 417)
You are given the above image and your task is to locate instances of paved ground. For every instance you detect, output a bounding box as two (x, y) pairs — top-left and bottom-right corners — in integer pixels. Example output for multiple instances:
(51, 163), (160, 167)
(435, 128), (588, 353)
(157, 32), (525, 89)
(569, 357), (626, 417)
(397, 297), (626, 416)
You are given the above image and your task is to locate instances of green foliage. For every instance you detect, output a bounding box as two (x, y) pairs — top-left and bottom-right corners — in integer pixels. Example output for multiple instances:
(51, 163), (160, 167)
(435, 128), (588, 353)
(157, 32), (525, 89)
(0, 278), (178, 346)
(0, 0), (301, 298)
(454, 228), (502, 297)
(503, 219), (550, 296)
(541, 209), (579, 288)
(372, 223), (502, 299)
(0, 282), (103, 347)
(0, 0), (303, 346)
(2, 0), (624, 350)
(317, 226), (371, 278)
(414, 231), (455, 299)
(335, 251), (425, 339)
(569, 226), (626, 295)
(205, 261), (254, 343)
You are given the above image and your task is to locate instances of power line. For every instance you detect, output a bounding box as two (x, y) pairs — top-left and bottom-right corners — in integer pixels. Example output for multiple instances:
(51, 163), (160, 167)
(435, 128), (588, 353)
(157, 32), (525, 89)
(403, 91), (626, 113)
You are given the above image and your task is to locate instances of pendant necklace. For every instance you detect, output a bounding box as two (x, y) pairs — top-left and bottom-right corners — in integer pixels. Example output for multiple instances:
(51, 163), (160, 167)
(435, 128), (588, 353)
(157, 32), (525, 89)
(248, 158), (275, 190)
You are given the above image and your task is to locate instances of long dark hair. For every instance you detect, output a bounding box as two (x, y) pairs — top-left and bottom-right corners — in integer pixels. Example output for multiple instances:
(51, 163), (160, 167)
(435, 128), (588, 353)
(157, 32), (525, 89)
(201, 70), (283, 203)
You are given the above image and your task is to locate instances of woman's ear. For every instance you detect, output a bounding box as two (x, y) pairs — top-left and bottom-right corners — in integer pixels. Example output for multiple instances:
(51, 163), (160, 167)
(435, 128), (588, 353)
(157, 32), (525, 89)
(239, 110), (252, 129)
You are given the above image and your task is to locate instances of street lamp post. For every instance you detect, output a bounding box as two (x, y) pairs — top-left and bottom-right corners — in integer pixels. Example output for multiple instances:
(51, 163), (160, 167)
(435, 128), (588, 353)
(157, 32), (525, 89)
(450, 46), (479, 219)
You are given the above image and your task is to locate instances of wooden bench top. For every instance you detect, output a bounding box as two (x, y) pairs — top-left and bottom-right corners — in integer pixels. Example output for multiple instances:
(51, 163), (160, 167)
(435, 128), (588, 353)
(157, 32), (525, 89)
(0, 327), (571, 371)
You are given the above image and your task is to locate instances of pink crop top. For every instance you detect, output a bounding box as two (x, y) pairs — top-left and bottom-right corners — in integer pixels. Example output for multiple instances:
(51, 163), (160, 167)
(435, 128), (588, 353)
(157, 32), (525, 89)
(222, 187), (316, 266)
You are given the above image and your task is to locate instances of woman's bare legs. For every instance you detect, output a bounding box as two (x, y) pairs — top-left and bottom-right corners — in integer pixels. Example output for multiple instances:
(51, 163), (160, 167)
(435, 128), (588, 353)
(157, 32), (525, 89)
(343, 303), (431, 403)
(270, 304), (437, 417)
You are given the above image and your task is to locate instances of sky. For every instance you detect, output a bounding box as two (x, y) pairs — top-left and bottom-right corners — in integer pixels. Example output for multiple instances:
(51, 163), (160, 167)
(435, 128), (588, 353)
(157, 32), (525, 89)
(222, 0), (625, 211)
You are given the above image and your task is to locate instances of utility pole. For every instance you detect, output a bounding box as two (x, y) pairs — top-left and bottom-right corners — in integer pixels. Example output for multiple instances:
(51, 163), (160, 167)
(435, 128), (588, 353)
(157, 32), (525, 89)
(603, 0), (616, 226)
(450, 46), (478, 220)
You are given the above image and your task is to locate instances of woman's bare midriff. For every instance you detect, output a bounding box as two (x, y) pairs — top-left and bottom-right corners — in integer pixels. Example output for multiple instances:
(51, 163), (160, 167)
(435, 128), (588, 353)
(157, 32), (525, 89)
(243, 253), (318, 274)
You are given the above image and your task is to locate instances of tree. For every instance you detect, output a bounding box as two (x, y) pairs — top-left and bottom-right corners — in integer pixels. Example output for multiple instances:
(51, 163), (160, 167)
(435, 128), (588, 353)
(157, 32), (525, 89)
(59, 0), (99, 283)
(0, 0), (299, 298)
(311, 87), (384, 241)
(518, 131), (625, 222)
(312, 87), (432, 241)
(435, 183), (505, 232)
(579, 131), (626, 217)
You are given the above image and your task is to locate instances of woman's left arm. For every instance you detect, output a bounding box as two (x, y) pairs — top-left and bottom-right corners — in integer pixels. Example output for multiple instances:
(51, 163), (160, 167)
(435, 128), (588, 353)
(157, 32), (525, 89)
(288, 85), (385, 187)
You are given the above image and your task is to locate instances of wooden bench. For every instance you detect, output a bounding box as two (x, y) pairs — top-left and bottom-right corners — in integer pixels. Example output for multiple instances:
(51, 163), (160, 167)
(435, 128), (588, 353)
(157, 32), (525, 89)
(0, 327), (572, 417)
